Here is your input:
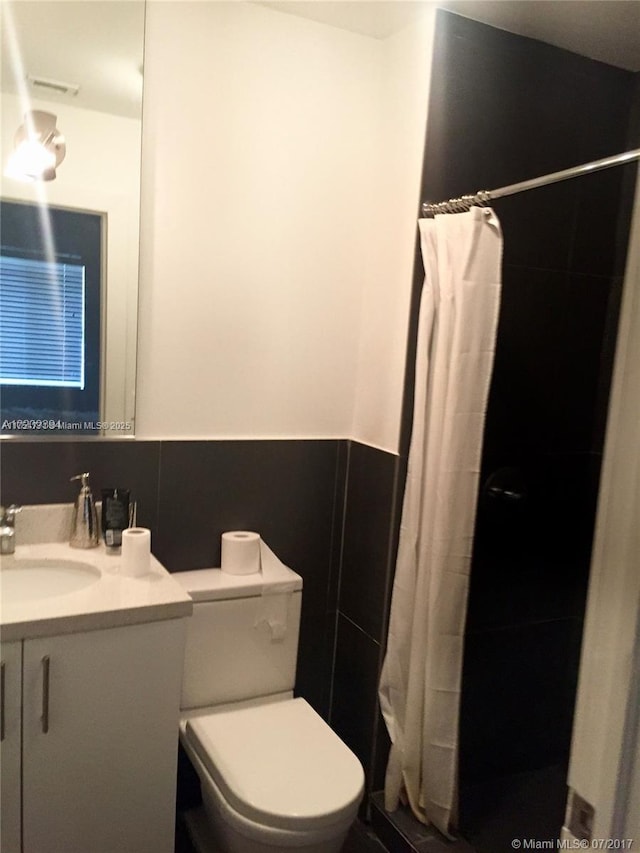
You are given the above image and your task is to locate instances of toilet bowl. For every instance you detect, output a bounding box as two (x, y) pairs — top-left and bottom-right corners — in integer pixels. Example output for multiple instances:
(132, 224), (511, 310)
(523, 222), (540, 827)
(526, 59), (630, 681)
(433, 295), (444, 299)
(175, 564), (365, 853)
(180, 698), (363, 853)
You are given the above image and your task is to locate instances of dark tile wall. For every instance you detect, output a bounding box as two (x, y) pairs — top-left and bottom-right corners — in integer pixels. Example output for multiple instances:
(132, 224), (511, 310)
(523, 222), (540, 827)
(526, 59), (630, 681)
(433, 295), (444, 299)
(331, 613), (382, 784)
(0, 438), (346, 717)
(0, 439), (162, 531)
(339, 442), (398, 643)
(408, 9), (638, 847)
(329, 442), (402, 798)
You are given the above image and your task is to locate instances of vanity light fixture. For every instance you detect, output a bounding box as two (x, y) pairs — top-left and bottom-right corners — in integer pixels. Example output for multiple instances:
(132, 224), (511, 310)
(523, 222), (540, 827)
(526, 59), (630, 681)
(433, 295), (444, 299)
(4, 110), (66, 182)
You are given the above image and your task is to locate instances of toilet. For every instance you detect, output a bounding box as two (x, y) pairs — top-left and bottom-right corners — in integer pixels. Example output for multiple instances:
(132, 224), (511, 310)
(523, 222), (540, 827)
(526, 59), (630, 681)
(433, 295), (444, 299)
(175, 562), (364, 853)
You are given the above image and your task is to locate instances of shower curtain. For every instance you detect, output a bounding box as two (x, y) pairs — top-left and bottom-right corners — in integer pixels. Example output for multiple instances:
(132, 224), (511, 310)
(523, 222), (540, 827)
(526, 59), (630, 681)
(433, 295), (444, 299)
(379, 207), (503, 836)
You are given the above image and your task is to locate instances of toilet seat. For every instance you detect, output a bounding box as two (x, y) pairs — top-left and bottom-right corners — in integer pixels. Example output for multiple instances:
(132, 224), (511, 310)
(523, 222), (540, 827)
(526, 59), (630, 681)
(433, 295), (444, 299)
(184, 698), (364, 833)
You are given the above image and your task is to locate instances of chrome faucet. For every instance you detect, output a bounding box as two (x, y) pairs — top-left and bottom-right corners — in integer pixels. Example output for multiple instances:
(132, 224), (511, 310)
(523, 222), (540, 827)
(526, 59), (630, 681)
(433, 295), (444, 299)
(0, 505), (22, 555)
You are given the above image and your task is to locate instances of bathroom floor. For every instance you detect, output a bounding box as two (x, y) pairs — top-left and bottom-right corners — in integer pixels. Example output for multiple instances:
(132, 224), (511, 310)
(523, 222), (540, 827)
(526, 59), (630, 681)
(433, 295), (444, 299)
(459, 763), (568, 853)
(175, 814), (389, 853)
(347, 820), (391, 852)
(370, 792), (476, 853)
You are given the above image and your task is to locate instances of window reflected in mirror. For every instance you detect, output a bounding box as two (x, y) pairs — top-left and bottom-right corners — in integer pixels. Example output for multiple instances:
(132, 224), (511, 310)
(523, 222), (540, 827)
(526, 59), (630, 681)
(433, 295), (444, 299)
(1, 200), (102, 434)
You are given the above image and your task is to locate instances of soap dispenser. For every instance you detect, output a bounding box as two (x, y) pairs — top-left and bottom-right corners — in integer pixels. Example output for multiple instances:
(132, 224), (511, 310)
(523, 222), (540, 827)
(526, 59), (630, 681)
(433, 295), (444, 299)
(70, 472), (99, 548)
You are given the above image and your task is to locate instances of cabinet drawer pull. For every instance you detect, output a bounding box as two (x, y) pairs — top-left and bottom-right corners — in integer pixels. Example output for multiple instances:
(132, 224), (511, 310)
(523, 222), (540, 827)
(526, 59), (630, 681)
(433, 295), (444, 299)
(42, 656), (50, 734)
(1, 661), (5, 742)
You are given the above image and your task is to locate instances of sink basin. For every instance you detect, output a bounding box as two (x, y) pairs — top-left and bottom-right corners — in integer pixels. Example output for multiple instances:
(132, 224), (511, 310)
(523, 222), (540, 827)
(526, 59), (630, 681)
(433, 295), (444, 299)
(1, 559), (101, 603)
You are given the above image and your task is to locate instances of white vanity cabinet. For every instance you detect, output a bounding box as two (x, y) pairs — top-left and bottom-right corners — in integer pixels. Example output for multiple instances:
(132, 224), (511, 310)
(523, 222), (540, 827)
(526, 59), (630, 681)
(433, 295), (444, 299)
(2, 618), (186, 853)
(1, 640), (22, 853)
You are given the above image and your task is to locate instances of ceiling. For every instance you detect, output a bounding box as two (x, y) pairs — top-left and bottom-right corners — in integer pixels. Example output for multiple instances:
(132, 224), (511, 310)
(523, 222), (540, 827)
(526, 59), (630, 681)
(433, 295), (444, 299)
(259, 1), (640, 71)
(0, 1), (145, 119)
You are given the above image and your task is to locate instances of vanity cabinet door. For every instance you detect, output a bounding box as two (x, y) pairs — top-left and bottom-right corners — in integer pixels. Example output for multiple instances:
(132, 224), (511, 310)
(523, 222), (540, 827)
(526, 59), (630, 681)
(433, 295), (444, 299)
(22, 619), (186, 853)
(0, 641), (22, 853)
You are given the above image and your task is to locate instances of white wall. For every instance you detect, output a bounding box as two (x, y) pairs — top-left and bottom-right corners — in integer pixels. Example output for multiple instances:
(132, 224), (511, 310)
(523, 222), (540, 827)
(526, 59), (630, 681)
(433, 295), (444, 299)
(136, 1), (433, 448)
(1, 94), (141, 427)
(352, 11), (435, 452)
(564, 166), (640, 838)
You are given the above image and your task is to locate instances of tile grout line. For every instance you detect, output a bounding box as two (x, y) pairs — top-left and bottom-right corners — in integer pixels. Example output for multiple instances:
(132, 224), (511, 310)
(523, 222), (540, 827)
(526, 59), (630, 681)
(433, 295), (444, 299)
(328, 439), (351, 725)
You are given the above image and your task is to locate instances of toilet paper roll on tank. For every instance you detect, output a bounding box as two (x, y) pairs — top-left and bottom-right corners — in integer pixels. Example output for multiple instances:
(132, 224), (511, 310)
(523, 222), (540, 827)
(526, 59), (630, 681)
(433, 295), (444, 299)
(220, 531), (299, 641)
(221, 530), (262, 575)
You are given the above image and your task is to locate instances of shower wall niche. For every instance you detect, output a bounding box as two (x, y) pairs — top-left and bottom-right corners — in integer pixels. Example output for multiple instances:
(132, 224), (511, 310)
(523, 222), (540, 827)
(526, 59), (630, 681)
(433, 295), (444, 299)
(412, 11), (639, 852)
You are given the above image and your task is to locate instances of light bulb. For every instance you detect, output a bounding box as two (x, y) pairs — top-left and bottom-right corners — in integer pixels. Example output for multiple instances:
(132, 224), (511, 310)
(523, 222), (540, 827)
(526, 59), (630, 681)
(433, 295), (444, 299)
(4, 111), (65, 181)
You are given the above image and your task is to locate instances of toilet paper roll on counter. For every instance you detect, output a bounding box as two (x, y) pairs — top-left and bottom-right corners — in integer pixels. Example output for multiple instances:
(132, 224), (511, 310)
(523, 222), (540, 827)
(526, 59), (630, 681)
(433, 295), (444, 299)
(121, 527), (151, 577)
(221, 531), (261, 575)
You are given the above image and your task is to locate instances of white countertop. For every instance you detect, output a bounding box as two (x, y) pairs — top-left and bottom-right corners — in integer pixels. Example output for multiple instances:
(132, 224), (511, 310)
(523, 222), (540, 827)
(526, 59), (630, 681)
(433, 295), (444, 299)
(1, 541), (193, 642)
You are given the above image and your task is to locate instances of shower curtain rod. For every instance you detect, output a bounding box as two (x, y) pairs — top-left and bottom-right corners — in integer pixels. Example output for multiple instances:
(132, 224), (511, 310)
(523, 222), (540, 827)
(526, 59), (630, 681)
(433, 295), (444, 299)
(421, 147), (640, 216)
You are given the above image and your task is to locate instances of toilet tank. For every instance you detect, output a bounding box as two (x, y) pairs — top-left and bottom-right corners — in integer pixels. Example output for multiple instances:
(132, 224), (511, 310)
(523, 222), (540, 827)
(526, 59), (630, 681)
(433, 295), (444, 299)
(175, 565), (303, 711)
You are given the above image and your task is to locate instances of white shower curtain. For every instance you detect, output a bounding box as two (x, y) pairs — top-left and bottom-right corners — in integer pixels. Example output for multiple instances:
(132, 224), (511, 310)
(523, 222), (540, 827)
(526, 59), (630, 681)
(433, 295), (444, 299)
(379, 207), (503, 836)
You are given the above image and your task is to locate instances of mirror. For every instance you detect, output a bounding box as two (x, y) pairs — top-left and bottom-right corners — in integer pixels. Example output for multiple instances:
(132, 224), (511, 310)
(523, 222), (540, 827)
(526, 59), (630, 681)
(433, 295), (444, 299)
(0, 0), (144, 437)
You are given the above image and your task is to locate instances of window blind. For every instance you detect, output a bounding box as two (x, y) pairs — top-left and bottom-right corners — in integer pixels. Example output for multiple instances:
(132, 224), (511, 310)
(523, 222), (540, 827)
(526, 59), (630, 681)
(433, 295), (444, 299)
(0, 255), (85, 388)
